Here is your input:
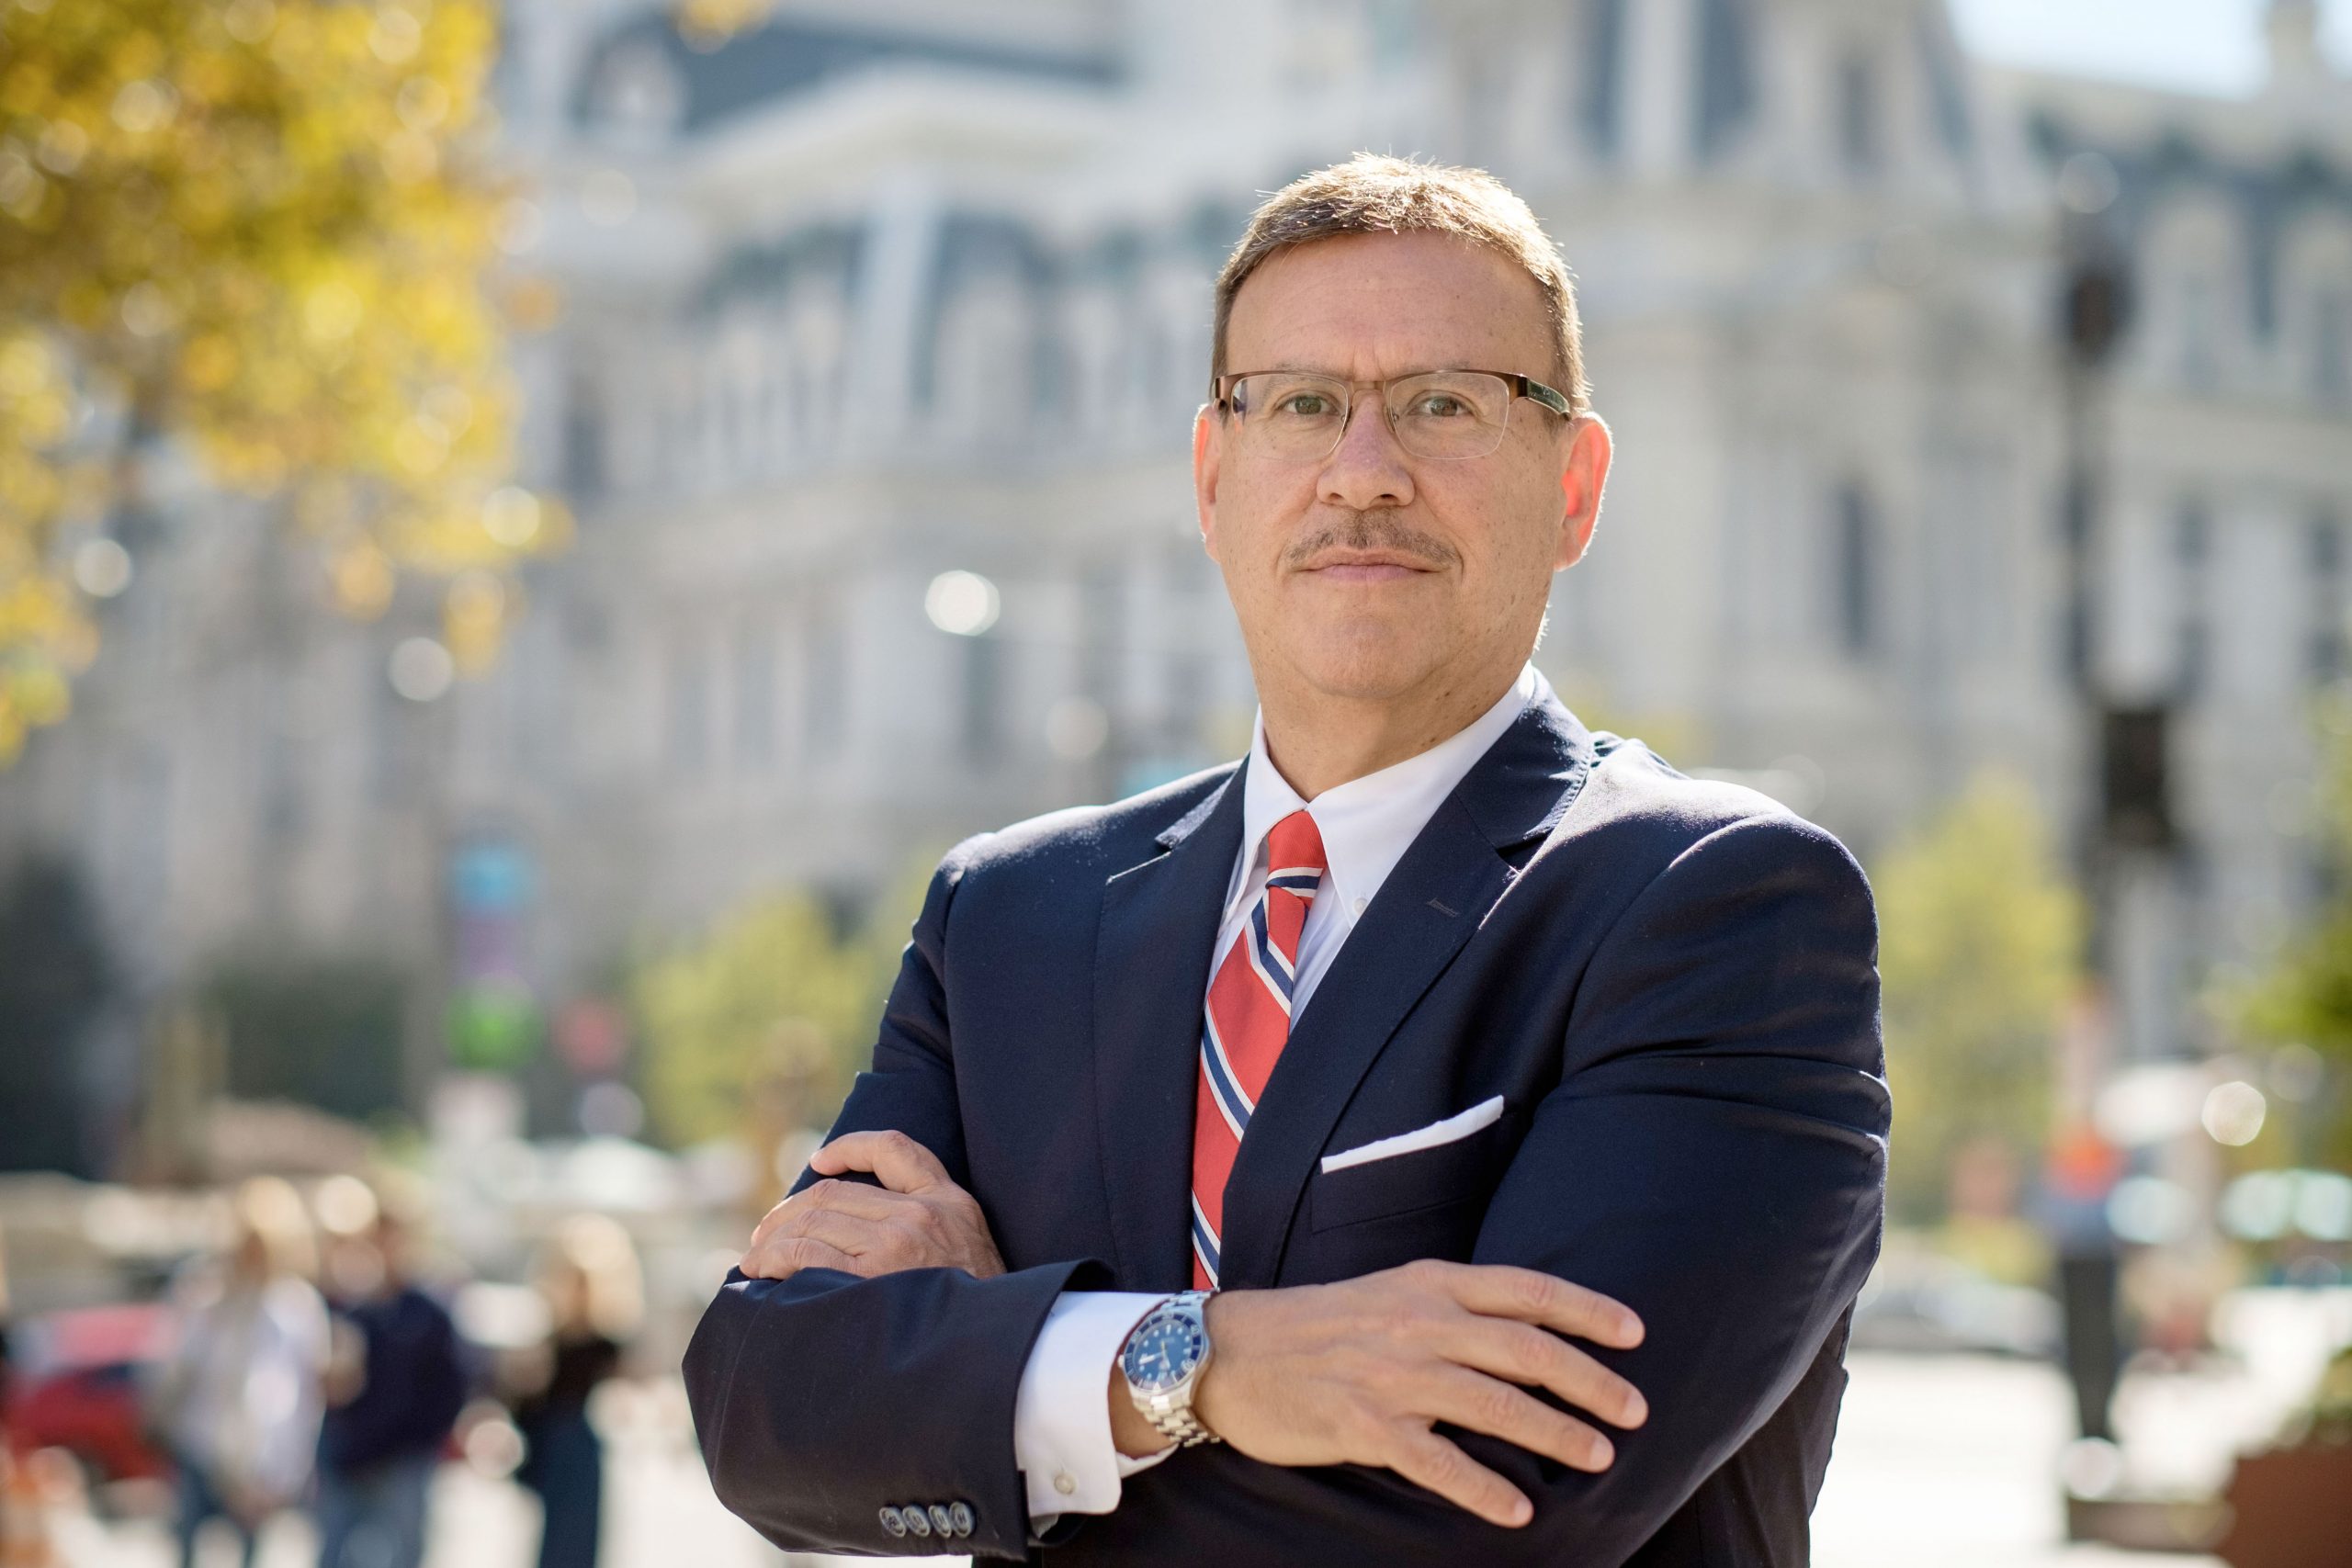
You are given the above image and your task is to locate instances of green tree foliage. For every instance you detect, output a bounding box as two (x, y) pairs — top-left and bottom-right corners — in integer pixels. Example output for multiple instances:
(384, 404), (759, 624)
(2238, 713), (2352, 1166)
(0, 0), (560, 763)
(1875, 774), (2084, 1223)
(631, 892), (900, 1151)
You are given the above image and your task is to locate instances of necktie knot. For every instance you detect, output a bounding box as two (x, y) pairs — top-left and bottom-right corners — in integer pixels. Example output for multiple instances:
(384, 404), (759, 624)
(1264, 809), (1328, 897)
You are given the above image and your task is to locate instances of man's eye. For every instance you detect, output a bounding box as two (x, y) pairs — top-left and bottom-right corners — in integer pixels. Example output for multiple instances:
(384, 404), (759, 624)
(1274, 393), (1337, 418)
(1408, 394), (1472, 419)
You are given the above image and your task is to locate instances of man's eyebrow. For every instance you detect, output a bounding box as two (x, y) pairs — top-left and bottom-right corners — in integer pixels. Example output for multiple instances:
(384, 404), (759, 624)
(1237, 365), (1464, 380)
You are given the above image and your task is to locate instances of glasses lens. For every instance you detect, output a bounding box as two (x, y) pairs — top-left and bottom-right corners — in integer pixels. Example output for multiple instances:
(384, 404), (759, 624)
(1386, 372), (1511, 459)
(1231, 373), (1350, 458)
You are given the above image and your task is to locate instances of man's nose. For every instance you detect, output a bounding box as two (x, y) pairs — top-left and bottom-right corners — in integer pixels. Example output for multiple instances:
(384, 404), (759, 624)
(1317, 394), (1415, 512)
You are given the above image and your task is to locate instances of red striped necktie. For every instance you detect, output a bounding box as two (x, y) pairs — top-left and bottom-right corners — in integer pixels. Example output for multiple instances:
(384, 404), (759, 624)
(1191, 808), (1328, 1289)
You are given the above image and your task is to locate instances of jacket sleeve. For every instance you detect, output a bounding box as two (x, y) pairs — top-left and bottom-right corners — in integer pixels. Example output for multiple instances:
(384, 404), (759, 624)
(1119, 811), (1889, 1565)
(682, 841), (1107, 1561)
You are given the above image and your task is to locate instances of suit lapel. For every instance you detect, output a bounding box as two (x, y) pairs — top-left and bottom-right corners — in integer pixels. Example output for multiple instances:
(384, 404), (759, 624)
(1216, 692), (1600, 1288)
(1092, 766), (1247, 1290)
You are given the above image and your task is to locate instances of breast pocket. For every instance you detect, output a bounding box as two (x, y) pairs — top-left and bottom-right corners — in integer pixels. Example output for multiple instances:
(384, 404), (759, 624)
(1308, 1112), (1512, 1233)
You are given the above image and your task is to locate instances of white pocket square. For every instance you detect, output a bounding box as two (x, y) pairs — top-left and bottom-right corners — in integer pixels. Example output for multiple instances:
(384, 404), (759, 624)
(1319, 1095), (1506, 1175)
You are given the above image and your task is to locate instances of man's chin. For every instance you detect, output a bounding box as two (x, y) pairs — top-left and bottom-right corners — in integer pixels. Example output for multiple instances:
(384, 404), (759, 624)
(1280, 637), (1448, 705)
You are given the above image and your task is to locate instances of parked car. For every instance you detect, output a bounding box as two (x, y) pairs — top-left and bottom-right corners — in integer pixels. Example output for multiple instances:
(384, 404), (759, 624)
(3, 1303), (174, 1500)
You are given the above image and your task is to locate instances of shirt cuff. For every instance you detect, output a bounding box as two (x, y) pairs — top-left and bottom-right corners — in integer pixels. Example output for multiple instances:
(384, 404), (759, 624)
(1013, 1291), (1168, 1525)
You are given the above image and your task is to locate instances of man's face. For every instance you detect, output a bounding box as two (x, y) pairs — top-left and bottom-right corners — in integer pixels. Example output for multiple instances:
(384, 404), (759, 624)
(1195, 231), (1609, 711)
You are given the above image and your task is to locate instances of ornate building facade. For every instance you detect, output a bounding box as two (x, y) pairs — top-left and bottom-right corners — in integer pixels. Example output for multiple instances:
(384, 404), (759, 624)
(5, 0), (2347, 1134)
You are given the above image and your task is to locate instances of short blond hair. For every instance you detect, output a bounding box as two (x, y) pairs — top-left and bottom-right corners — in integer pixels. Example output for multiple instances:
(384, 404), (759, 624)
(1211, 153), (1590, 415)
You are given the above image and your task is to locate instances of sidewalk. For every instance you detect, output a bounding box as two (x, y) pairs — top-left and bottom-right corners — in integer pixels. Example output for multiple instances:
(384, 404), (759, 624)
(57, 1353), (2236, 1567)
(1815, 1352), (2228, 1568)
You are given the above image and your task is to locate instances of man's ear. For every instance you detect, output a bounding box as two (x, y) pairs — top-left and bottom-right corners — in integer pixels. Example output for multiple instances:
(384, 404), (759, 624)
(1193, 403), (1224, 562)
(1555, 413), (1612, 571)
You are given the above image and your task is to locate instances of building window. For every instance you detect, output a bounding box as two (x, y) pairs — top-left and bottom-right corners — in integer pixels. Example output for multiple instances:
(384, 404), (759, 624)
(562, 371), (605, 502)
(804, 611), (844, 758)
(1836, 54), (1880, 180)
(1692, 0), (1756, 162)
(733, 619), (776, 771)
(2317, 290), (2350, 407)
(1916, 17), (1973, 160)
(1834, 483), (1876, 660)
(960, 633), (1003, 767)
(933, 279), (1033, 440)
(666, 633), (710, 777)
(1579, 0), (1625, 159)
(2180, 276), (2222, 392)
(2312, 513), (2346, 685)
(2175, 503), (2210, 700)
(588, 39), (684, 141)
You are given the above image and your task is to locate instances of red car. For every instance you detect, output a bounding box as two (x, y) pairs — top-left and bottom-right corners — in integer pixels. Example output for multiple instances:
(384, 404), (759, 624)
(4, 1303), (174, 1490)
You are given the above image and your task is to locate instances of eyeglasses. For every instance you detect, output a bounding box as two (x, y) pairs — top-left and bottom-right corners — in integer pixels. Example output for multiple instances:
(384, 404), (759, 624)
(1211, 367), (1574, 462)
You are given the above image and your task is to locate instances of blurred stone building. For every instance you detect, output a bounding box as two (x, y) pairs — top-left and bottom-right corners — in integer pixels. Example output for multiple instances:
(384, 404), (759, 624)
(4, 0), (2348, 1148)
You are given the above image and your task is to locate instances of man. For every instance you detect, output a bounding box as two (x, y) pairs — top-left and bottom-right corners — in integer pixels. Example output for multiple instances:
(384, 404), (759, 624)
(314, 1194), (467, 1568)
(684, 154), (1888, 1566)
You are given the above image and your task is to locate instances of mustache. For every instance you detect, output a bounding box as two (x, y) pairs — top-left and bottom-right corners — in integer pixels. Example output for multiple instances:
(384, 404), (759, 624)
(1281, 513), (1459, 571)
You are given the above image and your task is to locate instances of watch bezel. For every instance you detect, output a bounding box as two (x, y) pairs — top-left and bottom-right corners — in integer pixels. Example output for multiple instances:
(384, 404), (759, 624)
(1120, 1300), (1207, 1395)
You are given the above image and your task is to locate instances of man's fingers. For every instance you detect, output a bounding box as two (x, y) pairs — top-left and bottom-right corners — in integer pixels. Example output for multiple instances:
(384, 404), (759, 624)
(1417, 1367), (1615, 1474)
(1422, 1261), (1644, 1349)
(1381, 1425), (1532, 1529)
(740, 1234), (862, 1281)
(783, 1204), (927, 1268)
(808, 1130), (953, 1194)
(747, 1179), (922, 1251)
(798, 1179), (926, 1224)
(1439, 1318), (1647, 1430)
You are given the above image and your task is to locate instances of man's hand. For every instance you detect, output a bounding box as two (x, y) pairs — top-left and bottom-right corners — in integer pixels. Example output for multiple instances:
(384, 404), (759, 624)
(1166, 1259), (1647, 1529)
(739, 1131), (1006, 1282)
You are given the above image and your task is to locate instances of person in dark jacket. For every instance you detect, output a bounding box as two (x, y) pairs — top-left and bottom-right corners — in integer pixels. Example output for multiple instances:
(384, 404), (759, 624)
(314, 1186), (467, 1568)
(508, 1215), (638, 1568)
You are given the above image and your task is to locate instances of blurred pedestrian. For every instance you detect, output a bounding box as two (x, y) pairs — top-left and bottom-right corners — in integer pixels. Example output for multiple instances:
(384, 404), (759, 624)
(152, 1178), (330, 1568)
(2038, 1123), (2127, 1440)
(510, 1215), (639, 1568)
(312, 1178), (466, 1568)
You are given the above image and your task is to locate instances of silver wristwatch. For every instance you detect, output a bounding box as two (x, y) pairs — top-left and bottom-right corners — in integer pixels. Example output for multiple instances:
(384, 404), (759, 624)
(1119, 1291), (1220, 1447)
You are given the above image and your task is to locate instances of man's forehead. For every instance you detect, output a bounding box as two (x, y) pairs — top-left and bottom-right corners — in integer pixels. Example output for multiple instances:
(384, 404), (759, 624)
(1227, 231), (1553, 368)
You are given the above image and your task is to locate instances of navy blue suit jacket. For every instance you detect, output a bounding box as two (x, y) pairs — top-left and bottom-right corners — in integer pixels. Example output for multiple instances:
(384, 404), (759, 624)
(684, 693), (1889, 1565)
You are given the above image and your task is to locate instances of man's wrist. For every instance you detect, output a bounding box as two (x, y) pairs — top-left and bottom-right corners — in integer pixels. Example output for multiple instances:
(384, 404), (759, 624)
(1108, 1290), (1223, 1457)
(1108, 1358), (1174, 1459)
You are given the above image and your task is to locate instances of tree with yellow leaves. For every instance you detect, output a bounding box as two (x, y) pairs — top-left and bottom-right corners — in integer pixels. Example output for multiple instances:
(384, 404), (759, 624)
(0, 0), (560, 764)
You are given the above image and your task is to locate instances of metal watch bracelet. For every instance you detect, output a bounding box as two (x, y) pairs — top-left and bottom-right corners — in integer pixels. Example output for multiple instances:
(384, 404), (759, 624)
(1129, 1290), (1221, 1448)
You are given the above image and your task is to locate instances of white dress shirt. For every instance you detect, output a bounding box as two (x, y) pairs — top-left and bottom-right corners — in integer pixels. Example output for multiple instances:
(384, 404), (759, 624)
(1012, 665), (1544, 1524)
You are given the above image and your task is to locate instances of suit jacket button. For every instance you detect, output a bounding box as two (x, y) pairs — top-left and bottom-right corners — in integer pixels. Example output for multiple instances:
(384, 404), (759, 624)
(877, 1506), (907, 1538)
(948, 1501), (976, 1536)
(927, 1504), (956, 1536)
(903, 1506), (933, 1539)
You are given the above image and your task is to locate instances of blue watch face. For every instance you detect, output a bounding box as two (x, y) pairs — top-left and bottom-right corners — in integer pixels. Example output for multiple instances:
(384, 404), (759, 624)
(1123, 1308), (1205, 1394)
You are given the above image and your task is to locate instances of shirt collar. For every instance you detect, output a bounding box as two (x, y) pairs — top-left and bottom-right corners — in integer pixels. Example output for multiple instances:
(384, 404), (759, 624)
(1232, 665), (1544, 921)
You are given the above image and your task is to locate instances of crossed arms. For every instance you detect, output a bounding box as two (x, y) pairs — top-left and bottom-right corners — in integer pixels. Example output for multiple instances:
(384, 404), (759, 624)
(684, 814), (1890, 1563)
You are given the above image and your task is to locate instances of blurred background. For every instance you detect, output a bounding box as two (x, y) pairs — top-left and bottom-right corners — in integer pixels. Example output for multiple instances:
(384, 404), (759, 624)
(2, 0), (2350, 1564)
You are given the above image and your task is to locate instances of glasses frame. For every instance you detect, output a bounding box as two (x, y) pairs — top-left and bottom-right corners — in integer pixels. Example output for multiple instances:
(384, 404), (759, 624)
(1209, 367), (1576, 461)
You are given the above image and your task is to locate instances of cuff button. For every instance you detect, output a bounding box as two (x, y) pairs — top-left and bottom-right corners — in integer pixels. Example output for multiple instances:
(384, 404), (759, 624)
(904, 1506), (933, 1539)
(1053, 1471), (1077, 1496)
(927, 1505), (955, 1536)
(948, 1501), (975, 1536)
(877, 1506), (907, 1538)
